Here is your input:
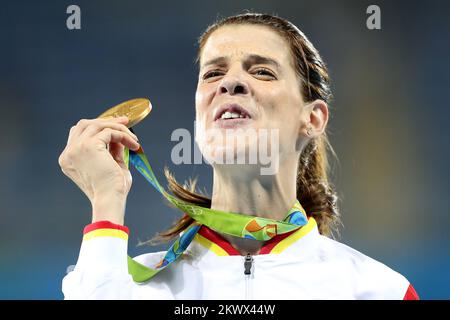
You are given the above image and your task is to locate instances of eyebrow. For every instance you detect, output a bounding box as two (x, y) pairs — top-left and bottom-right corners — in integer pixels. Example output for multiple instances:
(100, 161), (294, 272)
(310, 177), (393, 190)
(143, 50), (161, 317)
(201, 54), (281, 71)
(244, 54), (281, 71)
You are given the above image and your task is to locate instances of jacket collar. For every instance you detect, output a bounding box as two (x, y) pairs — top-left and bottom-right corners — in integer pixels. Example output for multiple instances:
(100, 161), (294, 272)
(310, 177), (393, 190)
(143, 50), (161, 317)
(192, 216), (318, 256)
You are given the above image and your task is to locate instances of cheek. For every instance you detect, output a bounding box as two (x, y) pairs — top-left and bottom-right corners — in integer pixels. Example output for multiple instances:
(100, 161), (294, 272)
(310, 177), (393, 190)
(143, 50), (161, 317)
(195, 87), (205, 107)
(258, 87), (294, 126)
(259, 87), (303, 152)
(194, 87), (211, 153)
(195, 87), (204, 108)
(195, 85), (215, 118)
(195, 89), (207, 123)
(273, 84), (303, 123)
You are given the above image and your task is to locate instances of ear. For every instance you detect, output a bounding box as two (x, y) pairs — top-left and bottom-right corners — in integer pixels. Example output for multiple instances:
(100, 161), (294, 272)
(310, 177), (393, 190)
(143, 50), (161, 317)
(302, 99), (329, 137)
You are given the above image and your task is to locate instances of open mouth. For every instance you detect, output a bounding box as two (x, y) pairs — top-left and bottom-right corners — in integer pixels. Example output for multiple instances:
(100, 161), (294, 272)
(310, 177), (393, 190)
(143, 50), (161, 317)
(214, 104), (252, 121)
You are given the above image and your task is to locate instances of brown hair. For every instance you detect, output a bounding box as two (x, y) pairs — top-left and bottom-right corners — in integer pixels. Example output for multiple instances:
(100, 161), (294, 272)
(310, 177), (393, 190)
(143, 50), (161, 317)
(149, 12), (341, 244)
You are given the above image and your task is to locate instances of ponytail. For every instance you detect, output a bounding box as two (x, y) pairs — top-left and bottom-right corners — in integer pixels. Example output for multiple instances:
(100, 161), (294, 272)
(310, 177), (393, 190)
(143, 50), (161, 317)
(297, 135), (340, 237)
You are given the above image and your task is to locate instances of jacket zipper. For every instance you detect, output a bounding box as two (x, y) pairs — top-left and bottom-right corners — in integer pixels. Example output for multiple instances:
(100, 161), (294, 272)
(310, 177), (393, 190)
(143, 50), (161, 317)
(244, 253), (253, 300)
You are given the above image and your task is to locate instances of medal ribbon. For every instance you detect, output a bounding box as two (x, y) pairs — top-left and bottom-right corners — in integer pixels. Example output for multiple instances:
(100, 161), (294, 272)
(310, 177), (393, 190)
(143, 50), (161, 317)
(124, 138), (308, 283)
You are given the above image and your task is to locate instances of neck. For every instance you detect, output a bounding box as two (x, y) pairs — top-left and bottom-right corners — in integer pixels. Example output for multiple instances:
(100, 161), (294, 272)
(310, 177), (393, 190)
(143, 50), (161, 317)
(210, 157), (298, 255)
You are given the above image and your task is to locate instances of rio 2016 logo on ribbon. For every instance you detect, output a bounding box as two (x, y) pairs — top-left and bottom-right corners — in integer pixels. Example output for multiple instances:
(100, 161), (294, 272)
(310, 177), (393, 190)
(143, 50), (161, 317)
(242, 218), (278, 241)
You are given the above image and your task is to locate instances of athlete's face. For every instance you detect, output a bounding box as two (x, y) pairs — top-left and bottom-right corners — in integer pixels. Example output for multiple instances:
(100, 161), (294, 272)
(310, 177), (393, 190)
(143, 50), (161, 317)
(195, 24), (321, 171)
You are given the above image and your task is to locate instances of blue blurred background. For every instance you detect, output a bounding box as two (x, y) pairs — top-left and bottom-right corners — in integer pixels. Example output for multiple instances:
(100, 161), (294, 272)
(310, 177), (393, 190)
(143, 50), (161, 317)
(0, 0), (449, 299)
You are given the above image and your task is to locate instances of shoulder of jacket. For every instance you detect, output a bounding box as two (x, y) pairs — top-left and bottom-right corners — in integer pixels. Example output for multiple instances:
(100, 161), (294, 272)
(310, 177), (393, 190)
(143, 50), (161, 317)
(317, 235), (410, 299)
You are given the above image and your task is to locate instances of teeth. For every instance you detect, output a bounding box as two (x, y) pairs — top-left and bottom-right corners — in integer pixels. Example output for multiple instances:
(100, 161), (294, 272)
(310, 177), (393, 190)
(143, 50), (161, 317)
(221, 111), (231, 119)
(219, 109), (250, 120)
(221, 111), (243, 120)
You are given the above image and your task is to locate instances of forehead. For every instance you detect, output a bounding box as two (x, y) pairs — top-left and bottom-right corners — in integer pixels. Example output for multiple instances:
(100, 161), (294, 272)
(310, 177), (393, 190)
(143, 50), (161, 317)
(200, 24), (291, 67)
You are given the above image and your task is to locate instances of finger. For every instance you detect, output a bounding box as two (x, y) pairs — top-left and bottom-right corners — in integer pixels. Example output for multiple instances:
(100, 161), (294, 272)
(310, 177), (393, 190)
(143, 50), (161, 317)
(80, 121), (138, 142)
(95, 128), (140, 151)
(67, 117), (130, 145)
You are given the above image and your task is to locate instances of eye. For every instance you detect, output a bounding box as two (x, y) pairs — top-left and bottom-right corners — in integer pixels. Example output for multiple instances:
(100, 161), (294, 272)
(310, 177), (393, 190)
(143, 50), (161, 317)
(252, 68), (276, 80)
(203, 70), (224, 80)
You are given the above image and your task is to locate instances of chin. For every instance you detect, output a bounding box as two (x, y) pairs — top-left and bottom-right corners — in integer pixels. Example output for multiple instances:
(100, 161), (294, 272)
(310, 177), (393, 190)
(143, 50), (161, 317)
(202, 142), (256, 165)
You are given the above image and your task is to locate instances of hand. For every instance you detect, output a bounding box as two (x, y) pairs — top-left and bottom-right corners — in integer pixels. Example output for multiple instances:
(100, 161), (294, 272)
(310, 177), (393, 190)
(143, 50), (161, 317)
(58, 116), (140, 224)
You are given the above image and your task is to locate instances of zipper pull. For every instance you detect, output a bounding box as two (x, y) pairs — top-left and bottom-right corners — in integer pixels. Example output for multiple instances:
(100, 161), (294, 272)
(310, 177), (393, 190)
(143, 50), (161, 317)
(244, 253), (253, 275)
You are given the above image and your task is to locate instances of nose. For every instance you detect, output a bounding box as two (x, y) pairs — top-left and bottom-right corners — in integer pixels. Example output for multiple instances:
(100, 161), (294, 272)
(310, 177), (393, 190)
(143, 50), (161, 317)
(217, 76), (250, 96)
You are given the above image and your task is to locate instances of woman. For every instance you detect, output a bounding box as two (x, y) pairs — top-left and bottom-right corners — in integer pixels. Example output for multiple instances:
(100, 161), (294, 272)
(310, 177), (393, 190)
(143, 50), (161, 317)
(59, 13), (419, 299)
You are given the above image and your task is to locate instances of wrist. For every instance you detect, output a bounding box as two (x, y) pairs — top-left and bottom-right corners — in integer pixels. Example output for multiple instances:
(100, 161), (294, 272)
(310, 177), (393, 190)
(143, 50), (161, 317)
(91, 193), (127, 225)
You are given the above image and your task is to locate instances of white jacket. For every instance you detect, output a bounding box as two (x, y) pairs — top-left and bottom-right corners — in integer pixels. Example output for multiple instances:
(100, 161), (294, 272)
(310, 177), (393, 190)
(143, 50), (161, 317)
(62, 217), (418, 300)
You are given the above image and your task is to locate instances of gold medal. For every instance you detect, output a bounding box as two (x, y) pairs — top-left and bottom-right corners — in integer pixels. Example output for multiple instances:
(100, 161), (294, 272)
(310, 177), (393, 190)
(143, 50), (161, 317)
(98, 98), (152, 128)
